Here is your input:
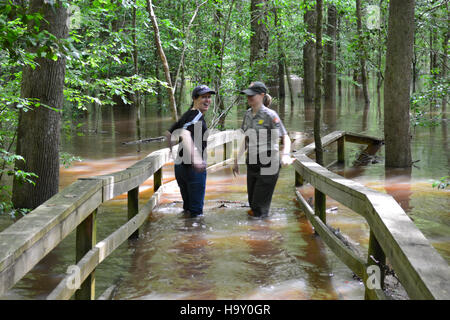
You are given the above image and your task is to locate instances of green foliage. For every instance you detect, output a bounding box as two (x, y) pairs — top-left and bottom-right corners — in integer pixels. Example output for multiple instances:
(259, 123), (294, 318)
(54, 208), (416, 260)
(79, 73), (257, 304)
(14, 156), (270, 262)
(60, 151), (83, 168)
(432, 176), (450, 190)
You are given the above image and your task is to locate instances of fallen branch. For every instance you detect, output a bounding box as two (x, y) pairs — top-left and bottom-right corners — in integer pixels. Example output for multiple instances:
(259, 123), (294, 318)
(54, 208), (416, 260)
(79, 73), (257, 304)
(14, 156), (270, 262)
(122, 136), (166, 145)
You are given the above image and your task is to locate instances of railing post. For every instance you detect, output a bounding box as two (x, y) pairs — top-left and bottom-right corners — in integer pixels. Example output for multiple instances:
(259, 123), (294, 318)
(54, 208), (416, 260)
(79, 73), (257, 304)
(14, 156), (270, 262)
(75, 209), (97, 300)
(128, 186), (139, 240)
(295, 171), (303, 187)
(315, 190), (326, 224)
(364, 230), (386, 300)
(224, 141), (231, 162)
(337, 136), (345, 164)
(154, 167), (162, 192)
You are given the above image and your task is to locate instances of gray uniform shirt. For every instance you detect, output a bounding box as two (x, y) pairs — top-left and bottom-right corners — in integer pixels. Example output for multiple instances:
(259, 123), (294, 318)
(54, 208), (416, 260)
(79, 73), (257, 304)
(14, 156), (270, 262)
(241, 105), (288, 165)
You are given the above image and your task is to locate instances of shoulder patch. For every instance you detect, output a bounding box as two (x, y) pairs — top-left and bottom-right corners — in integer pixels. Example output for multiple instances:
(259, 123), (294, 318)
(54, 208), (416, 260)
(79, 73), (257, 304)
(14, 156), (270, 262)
(273, 117), (280, 124)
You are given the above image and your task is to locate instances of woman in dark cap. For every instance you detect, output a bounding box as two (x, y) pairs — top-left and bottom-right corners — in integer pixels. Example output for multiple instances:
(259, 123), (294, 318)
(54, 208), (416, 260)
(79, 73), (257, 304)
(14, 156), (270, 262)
(233, 81), (293, 218)
(165, 85), (215, 217)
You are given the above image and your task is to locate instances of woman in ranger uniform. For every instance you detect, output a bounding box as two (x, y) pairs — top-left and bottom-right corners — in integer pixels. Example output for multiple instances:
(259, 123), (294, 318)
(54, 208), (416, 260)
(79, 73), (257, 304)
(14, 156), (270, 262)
(232, 81), (293, 218)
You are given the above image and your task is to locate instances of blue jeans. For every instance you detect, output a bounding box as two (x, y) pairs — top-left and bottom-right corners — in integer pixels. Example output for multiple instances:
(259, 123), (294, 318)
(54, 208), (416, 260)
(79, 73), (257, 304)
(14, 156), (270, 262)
(174, 164), (207, 216)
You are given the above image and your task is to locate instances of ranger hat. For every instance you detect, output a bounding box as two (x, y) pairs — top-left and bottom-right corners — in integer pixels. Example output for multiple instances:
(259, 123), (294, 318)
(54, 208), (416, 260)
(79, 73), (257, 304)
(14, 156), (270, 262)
(192, 85), (216, 99)
(240, 81), (268, 96)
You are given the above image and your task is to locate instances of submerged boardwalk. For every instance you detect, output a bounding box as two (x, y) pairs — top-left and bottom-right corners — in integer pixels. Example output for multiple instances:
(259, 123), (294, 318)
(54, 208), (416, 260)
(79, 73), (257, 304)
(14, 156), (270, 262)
(0, 130), (448, 300)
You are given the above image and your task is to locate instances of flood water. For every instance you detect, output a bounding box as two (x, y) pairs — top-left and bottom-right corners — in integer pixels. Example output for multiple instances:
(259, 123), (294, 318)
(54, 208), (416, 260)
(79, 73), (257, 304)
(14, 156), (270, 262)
(0, 80), (449, 300)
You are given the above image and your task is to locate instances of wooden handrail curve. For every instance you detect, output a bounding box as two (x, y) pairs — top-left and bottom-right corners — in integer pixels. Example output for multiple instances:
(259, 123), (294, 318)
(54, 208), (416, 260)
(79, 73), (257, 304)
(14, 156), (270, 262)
(293, 131), (450, 300)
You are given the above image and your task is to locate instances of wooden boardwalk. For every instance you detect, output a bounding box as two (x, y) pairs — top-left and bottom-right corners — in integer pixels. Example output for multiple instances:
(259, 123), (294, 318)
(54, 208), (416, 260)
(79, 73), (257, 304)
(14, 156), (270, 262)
(0, 130), (448, 300)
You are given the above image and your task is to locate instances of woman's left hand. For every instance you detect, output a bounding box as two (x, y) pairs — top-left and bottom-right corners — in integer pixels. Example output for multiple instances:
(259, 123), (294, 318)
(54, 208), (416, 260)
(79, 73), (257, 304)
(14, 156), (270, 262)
(281, 154), (294, 166)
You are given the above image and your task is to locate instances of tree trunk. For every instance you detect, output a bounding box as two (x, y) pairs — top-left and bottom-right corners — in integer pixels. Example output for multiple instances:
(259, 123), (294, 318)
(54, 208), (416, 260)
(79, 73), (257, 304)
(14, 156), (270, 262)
(146, 0), (178, 121)
(132, 3), (141, 153)
(337, 13), (342, 97)
(324, 4), (337, 104)
(442, 3), (449, 118)
(274, 6), (285, 100)
(250, 0), (269, 79)
(356, 0), (370, 105)
(303, 7), (316, 103)
(376, 0), (385, 94)
(12, 0), (68, 210)
(384, 0), (415, 168)
(213, 0), (225, 128)
(155, 48), (163, 116)
(314, 0), (326, 225)
(314, 0), (324, 167)
(284, 56), (295, 109)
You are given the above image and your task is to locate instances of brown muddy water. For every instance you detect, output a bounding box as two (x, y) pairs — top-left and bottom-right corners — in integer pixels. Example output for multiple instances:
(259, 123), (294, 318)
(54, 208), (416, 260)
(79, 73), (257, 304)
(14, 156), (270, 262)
(0, 82), (448, 300)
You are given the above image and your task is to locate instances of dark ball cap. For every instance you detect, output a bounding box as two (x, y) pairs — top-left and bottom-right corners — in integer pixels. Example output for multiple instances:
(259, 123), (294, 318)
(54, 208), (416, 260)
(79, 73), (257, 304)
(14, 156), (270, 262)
(192, 85), (216, 99)
(240, 81), (267, 96)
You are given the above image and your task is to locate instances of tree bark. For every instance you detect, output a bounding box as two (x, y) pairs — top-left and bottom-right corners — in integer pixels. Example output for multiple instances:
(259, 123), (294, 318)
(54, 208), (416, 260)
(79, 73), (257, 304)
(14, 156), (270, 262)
(324, 4), (337, 104)
(314, 0), (326, 225)
(12, 0), (68, 210)
(284, 55), (295, 109)
(356, 0), (370, 105)
(303, 6), (316, 103)
(314, 0), (324, 166)
(442, 3), (449, 118)
(250, 0), (269, 79)
(146, 0), (178, 121)
(384, 0), (415, 168)
(274, 6), (285, 100)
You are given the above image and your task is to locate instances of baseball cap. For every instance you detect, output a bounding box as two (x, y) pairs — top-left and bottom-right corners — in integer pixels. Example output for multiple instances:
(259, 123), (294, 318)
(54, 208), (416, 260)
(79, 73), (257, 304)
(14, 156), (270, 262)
(192, 85), (216, 99)
(240, 81), (268, 96)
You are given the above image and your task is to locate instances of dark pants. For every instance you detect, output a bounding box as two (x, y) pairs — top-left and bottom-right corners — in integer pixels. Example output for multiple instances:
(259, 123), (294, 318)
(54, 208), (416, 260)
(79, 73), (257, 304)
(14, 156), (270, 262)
(174, 164), (207, 216)
(246, 164), (280, 217)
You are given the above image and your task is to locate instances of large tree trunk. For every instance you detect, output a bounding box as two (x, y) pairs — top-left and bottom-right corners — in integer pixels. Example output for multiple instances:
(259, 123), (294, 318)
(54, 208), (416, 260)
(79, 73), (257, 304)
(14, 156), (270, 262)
(303, 7), (316, 103)
(12, 0), (68, 210)
(250, 0), (268, 79)
(356, 0), (370, 105)
(324, 4), (337, 104)
(384, 0), (415, 168)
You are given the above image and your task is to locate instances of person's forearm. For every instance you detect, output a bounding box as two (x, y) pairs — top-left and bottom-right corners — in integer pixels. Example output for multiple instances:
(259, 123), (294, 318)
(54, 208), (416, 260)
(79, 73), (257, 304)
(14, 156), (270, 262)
(180, 129), (203, 164)
(281, 134), (291, 155)
(234, 138), (247, 163)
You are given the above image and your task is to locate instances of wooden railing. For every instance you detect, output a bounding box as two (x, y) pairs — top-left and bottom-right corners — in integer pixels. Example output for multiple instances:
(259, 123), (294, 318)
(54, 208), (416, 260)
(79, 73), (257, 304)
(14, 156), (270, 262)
(293, 131), (450, 300)
(0, 130), (238, 300)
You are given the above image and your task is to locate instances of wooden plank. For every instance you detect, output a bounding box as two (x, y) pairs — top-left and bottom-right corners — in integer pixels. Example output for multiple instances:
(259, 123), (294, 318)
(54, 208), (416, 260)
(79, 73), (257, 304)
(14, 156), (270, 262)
(345, 132), (384, 145)
(293, 155), (369, 217)
(127, 187), (139, 240)
(46, 182), (172, 300)
(0, 180), (103, 297)
(295, 189), (366, 278)
(364, 194), (450, 300)
(364, 230), (386, 300)
(337, 137), (345, 163)
(75, 209), (97, 300)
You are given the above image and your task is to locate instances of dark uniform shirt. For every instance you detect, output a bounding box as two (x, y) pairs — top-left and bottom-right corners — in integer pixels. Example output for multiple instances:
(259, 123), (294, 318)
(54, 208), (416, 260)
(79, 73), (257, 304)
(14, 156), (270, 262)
(168, 109), (208, 164)
(241, 105), (288, 166)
